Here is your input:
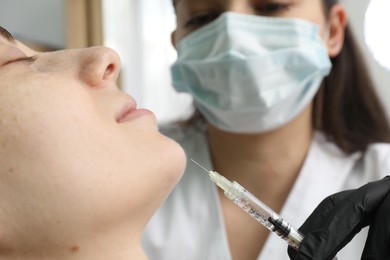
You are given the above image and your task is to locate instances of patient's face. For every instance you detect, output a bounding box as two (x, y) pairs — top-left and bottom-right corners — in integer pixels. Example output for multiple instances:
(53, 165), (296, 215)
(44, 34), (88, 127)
(0, 27), (185, 250)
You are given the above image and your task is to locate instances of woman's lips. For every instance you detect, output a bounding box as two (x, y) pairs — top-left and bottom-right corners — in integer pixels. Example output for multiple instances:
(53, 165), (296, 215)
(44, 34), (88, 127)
(116, 101), (136, 123)
(116, 97), (153, 123)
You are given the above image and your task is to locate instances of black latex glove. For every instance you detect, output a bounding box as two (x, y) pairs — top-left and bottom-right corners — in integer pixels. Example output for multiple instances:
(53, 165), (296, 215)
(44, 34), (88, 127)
(287, 176), (390, 260)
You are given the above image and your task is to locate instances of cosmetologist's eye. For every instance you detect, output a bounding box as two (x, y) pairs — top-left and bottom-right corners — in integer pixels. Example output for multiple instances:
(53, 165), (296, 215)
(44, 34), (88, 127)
(256, 3), (292, 15)
(185, 13), (219, 29)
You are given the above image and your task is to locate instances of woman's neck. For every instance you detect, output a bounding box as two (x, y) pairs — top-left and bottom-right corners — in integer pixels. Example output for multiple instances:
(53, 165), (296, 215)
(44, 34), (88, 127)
(1, 226), (147, 260)
(4, 248), (147, 260)
(207, 105), (313, 210)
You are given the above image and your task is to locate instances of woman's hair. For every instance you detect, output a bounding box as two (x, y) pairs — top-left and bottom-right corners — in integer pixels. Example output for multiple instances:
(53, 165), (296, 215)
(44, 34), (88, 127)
(175, 0), (390, 154)
(313, 0), (390, 154)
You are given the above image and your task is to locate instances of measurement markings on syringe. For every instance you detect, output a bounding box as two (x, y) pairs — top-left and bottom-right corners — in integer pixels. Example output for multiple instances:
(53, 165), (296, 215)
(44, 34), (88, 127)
(233, 197), (273, 229)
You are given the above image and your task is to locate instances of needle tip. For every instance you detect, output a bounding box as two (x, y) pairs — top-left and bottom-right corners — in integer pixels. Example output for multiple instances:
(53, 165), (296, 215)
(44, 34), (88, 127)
(190, 159), (210, 173)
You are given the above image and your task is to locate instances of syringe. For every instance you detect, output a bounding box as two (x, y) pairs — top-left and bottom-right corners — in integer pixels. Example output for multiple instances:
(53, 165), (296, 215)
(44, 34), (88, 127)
(191, 159), (304, 251)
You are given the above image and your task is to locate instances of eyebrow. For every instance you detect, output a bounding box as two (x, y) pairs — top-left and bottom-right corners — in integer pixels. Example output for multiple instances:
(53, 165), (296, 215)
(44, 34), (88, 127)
(0, 26), (16, 44)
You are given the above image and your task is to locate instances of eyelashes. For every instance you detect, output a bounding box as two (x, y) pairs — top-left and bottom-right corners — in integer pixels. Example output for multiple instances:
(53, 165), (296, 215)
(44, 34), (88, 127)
(255, 3), (292, 14)
(2, 55), (37, 67)
(0, 26), (15, 42)
(11, 56), (37, 63)
(183, 2), (293, 29)
(185, 13), (219, 28)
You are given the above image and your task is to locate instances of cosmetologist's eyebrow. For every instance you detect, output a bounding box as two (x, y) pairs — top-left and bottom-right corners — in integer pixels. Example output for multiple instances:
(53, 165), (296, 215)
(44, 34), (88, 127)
(0, 26), (16, 43)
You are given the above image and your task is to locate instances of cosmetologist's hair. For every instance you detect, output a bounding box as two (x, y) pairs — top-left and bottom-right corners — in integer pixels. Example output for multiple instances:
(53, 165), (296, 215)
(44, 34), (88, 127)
(313, 0), (390, 154)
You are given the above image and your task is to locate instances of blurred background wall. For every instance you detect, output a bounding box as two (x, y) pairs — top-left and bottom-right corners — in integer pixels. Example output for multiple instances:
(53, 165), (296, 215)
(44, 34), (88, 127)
(0, 0), (65, 50)
(342, 0), (390, 117)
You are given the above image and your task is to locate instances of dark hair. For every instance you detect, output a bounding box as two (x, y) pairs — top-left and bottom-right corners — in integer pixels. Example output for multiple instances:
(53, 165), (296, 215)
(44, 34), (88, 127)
(313, 0), (390, 154)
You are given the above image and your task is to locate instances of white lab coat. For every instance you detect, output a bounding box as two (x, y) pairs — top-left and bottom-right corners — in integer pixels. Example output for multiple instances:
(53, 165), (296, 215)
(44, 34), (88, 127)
(142, 122), (390, 260)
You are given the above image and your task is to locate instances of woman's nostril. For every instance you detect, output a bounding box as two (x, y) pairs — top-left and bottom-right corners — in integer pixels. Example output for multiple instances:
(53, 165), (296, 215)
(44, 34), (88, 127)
(79, 47), (120, 87)
(104, 63), (115, 80)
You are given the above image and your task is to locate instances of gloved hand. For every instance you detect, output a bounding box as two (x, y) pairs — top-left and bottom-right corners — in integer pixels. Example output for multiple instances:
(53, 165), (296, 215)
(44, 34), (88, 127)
(287, 176), (390, 260)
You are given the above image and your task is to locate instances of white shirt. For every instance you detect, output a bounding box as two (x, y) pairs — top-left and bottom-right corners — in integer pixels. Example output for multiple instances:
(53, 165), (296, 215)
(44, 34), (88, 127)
(142, 123), (390, 260)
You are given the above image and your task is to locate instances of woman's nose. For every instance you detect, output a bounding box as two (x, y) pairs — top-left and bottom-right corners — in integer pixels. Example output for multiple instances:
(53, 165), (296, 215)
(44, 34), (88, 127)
(227, 1), (257, 15)
(78, 47), (121, 88)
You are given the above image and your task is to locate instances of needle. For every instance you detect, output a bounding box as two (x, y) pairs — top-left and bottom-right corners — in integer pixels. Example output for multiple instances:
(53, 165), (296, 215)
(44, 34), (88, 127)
(190, 159), (210, 173)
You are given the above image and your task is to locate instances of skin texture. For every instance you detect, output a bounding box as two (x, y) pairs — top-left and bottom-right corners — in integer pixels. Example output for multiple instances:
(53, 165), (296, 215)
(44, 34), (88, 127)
(171, 0), (346, 259)
(0, 29), (186, 260)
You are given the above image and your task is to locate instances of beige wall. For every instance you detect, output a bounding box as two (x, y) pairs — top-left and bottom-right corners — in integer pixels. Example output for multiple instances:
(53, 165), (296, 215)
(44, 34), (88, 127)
(65, 0), (103, 48)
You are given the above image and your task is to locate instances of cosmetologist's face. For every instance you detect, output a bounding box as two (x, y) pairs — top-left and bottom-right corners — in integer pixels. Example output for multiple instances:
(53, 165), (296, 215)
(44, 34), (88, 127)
(0, 26), (185, 250)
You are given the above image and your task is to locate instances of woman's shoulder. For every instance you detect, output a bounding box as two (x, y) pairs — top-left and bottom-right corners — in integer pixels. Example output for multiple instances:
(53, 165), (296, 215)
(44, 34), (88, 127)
(362, 142), (390, 171)
(314, 131), (390, 161)
(344, 142), (390, 188)
(311, 131), (390, 186)
(335, 135), (390, 181)
(313, 131), (390, 176)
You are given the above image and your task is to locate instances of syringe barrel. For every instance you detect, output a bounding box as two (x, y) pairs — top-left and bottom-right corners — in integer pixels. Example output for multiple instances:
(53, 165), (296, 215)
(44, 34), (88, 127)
(224, 181), (304, 250)
(226, 182), (276, 217)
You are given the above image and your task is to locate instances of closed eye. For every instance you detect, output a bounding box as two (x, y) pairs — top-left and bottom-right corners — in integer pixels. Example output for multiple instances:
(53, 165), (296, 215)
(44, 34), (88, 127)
(5, 56), (37, 65)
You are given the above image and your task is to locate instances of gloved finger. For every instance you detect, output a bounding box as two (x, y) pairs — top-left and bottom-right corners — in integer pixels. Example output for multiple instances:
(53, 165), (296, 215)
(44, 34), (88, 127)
(361, 192), (390, 259)
(288, 176), (390, 260)
(297, 189), (354, 236)
(287, 189), (354, 260)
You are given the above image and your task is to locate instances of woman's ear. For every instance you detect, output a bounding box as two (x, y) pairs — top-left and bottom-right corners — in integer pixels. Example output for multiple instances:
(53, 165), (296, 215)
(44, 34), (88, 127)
(327, 4), (348, 57)
(171, 31), (177, 49)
